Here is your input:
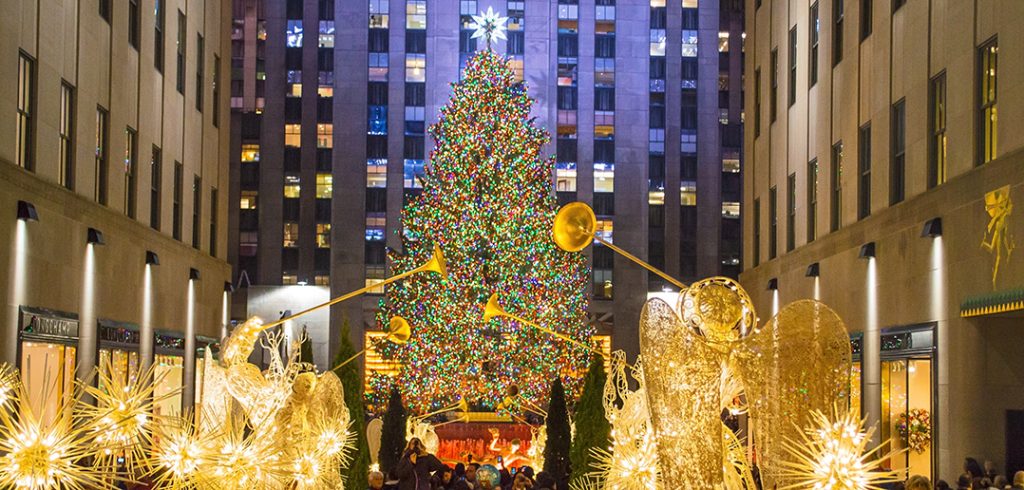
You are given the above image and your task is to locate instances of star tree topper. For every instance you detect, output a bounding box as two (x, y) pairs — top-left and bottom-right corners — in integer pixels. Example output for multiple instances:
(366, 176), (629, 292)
(468, 6), (509, 48)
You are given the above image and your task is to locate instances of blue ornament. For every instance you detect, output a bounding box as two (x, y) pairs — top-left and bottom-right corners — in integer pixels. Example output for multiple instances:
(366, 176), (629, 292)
(476, 464), (500, 486)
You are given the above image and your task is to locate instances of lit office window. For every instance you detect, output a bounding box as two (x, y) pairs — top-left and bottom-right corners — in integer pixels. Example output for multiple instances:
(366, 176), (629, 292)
(556, 163), (577, 192)
(370, 0), (389, 28)
(286, 20), (303, 47)
(367, 160), (387, 188)
(241, 144), (260, 163)
(594, 163), (615, 193)
(283, 223), (299, 247)
(316, 173), (332, 199)
(369, 53), (389, 82)
(928, 73), (947, 187)
(682, 30), (698, 57)
(978, 38), (997, 165)
(285, 124), (301, 147)
(317, 123), (333, 148)
(240, 190), (258, 210)
(650, 29), (666, 56)
(284, 175), (301, 198)
(406, 54), (426, 82)
(681, 181), (697, 206)
(316, 223), (331, 248)
(319, 21), (335, 48)
(287, 70), (302, 97)
(404, 160), (426, 188)
(407, 1), (427, 29)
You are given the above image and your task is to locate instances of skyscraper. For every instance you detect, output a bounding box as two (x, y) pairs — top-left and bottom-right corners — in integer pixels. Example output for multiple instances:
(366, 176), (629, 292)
(228, 0), (744, 371)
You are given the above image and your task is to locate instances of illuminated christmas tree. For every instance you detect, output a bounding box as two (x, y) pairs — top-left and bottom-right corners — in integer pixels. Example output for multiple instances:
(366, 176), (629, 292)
(372, 47), (591, 414)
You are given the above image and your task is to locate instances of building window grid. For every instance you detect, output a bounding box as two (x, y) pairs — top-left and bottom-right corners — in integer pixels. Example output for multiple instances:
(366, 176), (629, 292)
(928, 72), (947, 188)
(754, 68), (761, 137)
(753, 198), (761, 266)
(155, 0), (165, 72)
(59, 82), (75, 189)
(125, 127), (138, 219)
(16, 52), (35, 171)
(129, 0), (140, 48)
(833, 0), (844, 66)
(860, 0), (872, 41)
(787, 174), (796, 252)
(890, 100), (906, 204)
(788, 27), (797, 107)
(807, 158), (818, 242)
(831, 141), (843, 231)
(192, 175), (201, 248)
(176, 11), (186, 94)
(151, 146), (161, 230)
(858, 123), (871, 219)
(809, 2), (819, 86)
(173, 162), (183, 241)
(195, 34), (204, 111)
(407, 0), (427, 30)
(95, 107), (109, 205)
(209, 187), (218, 255)
(770, 49), (778, 123)
(768, 186), (778, 259)
(978, 38), (997, 166)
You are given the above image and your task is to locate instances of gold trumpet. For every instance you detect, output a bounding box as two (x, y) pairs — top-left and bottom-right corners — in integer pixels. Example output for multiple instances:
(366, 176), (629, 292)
(497, 395), (547, 418)
(331, 316), (412, 372)
(553, 201), (686, 290)
(259, 245), (447, 333)
(483, 293), (598, 354)
(414, 398), (470, 421)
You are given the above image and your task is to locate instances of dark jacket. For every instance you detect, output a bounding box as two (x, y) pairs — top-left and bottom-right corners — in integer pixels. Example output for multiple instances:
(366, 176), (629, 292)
(450, 478), (475, 490)
(396, 451), (447, 490)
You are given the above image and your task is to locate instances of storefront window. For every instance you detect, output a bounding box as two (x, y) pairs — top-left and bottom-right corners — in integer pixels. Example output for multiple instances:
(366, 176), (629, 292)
(881, 358), (932, 479)
(849, 361), (861, 417)
(154, 354), (183, 417)
(20, 341), (76, 424)
(99, 348), (140, 392)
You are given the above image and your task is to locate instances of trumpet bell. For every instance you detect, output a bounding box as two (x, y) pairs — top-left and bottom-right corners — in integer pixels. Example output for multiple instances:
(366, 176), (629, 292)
(553, 202), (597, 252)
(456, 398), (469, 412)
(416, 245), (448, 280)
(483, 293), (507, 322)
(388, 316), (412, 344)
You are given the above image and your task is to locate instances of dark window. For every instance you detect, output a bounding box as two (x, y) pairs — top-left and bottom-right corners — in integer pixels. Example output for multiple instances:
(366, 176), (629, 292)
(366, 188), (386, 213)
(595, 87), (614, 111)
(100, 0), (111, 21)
(770, 49), (778, 122)
(95, 107), (109, 204)
(858, 123), (871, 219)
(833, 0), (844, 66)
(125, 127), (138, 218)
(319, 0), (334, 20)
(369, 29), (389, 52)
(650, 7), (666, 28)
(557, 87), (578, 110)
(195, 34), (204, 111)
(928, 72), (947, 188)
(754, 68), (761, 137)
(405, 83), (426, 106)
(893, 0), (905, 11)
(176, 11), (186, 94)
(787, 173), (796, 251)
(508, 31), (524, 55)
(367, 135), (388, 159)
(557, 34), (578, 57)
(287, 0), (303, 19)
(212, 55), (220, 126)
(595, 34), (615, 58)
(192, 175), (202, 248)
(789, 27), (797, 107)
(209, 187), (218, 255)
(151, 146), (161, 230)
(404, 136), (425, 160)
(768, 186), (778, 259)
(891, 99), (905, 204)
(59, 82), (74, 188)
(173, 162), (183, 240)
(753, 198), (761, 266)
(459, 31), (478, 53)
(978, 37), (998, 165)
(860, 0), (872, 40)
(318, 48), (333, 71)
(406, 30), (426, 53)
(16, 52), (35, 171)
(682, 58), (697, 80)
(594, 140), (614, 164)
(369, 82), (388, 105)
(807, 159), (818, 241)
(810, 2), (819, 86)
(650, 57), (666, 79)
(129, 0), (140, 48)
(557, 139), (577, 164)
(682, 9), (697, 29)
(831, 141), (843, 231)
(155, 0), (164, 72)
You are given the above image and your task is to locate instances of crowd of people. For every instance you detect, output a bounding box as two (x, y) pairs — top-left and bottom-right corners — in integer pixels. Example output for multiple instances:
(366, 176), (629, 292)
(366, 441), (1024, 490)
(888, 458), (1024, 490)
(368, 437), (558, 490)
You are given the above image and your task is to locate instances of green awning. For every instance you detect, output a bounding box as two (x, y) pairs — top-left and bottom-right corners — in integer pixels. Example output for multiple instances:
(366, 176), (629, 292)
(960, 287), (1024, 318)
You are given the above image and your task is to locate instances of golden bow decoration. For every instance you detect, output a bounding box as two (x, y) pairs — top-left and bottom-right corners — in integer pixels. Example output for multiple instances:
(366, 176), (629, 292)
(639, 278), (851, 488)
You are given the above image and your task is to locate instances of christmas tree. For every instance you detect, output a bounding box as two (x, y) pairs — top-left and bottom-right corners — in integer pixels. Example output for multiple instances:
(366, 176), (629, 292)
(378, 385), (407, 476)
(332, 318), (370, 489)
(569, 354), (610, 484)
(373, 48), (591, 413)
(543, 377), (572, 490)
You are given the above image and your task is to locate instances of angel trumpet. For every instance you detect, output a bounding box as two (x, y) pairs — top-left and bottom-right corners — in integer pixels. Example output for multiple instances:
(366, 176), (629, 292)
(259, 245), (446, 333)
(553, 202), (686, 290)
(483, 293), (599, 354)
(331, 316), (412, 372)
(414, 398), (470, 420)
(498, 395), (547, 418)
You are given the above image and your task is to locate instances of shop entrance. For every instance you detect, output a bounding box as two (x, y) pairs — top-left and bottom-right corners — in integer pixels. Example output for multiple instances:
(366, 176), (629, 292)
(879, 325), (936, 480)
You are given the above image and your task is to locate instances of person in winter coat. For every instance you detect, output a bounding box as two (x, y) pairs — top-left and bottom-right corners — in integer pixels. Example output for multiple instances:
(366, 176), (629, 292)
(396, 437), (448, 490)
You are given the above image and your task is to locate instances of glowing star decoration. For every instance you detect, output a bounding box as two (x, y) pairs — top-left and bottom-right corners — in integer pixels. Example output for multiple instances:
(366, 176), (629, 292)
(778, 406), (905, 490)
(468, 6), (509, 46)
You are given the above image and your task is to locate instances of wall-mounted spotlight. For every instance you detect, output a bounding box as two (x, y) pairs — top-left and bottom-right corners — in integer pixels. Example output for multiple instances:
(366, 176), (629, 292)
(189, 268), (201, 280)
(145, 251), (160, 265)
(805, 262), (820, 277)
(87, 227), (105, 245)
(921, 217), (942, 237)
(224, 281), (235, 293)
(767, 277), (779, 290)
(17, 200), (38, 222)
(859, 242), (876, 259)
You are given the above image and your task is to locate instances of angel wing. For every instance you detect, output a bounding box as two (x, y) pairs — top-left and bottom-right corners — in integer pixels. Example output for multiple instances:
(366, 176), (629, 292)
(639, 297), (727, 488)
(733, 299), (852, 488)
(311, 370), (351, 428)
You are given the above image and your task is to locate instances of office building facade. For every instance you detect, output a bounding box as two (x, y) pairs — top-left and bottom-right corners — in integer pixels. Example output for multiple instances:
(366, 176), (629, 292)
(742, 0), (1024, 480)
(228, 0), (744, 368)
(0, 0), (232, 413)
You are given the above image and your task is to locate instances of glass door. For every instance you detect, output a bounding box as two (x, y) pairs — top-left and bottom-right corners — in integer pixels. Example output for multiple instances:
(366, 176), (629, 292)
(881, 357), (933, 479)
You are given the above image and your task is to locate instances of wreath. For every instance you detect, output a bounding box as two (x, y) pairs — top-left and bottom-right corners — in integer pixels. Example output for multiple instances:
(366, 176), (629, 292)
(897, 408), (931, 453)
